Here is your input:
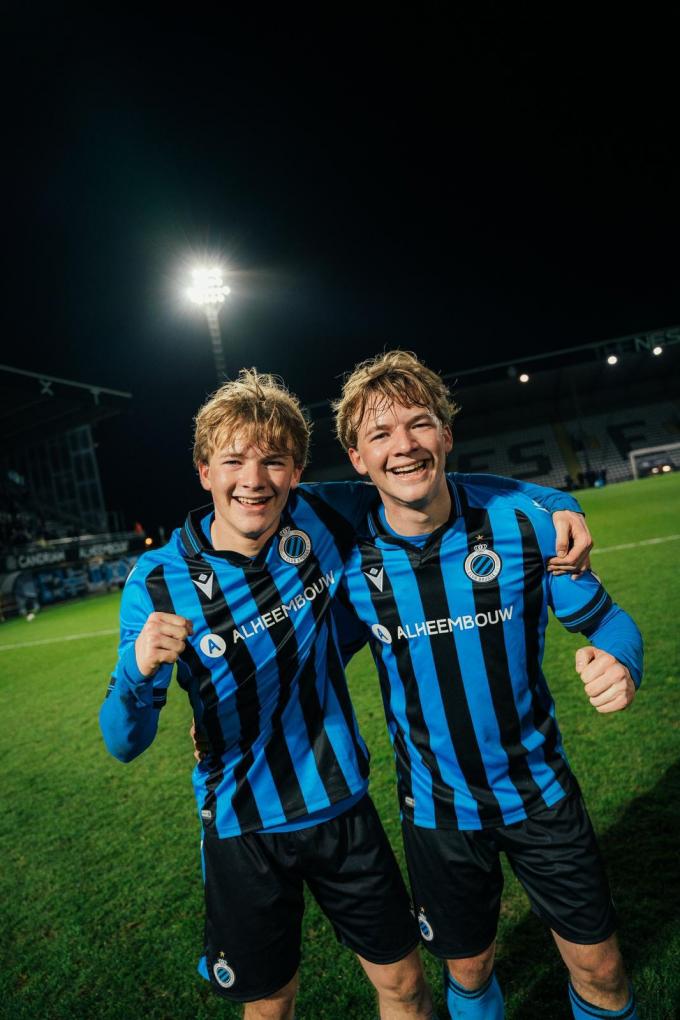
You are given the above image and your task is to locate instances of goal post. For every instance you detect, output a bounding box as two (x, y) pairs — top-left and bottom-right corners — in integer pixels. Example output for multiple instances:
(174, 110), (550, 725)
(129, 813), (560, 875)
(629, 441), (680, 479)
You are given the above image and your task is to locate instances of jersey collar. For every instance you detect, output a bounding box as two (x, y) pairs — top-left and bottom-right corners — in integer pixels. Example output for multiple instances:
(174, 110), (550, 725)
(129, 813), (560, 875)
(180, 503), (289, 570)
(366, 478), (462, 555)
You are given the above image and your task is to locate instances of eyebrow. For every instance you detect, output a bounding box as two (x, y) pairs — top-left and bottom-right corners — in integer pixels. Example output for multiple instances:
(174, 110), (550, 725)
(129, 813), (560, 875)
(366, 410), (435, 431)
(218, 449), (291, 459)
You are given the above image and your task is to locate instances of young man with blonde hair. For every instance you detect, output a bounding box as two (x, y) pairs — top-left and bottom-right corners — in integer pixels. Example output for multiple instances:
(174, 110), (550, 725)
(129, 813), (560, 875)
(101, 366), (591, 1019)
(101, 369), (436, 1020)
(333, 351), (642, 1020)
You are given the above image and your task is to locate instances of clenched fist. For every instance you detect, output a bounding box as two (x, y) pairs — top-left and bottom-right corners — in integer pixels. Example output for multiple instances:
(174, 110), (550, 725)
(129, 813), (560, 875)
(575, 646), (636, 714)
(135, 611), (193, 677)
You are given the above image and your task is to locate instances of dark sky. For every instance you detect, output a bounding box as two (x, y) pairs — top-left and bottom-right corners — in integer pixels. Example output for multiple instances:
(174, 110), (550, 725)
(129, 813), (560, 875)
(2, 13), (678, 532)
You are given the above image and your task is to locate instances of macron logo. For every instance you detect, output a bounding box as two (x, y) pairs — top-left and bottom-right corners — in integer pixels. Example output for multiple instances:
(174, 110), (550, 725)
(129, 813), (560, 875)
(364, 567), (384, 592)
(531, 500), (550, 514)
(193, 572), (215, 599)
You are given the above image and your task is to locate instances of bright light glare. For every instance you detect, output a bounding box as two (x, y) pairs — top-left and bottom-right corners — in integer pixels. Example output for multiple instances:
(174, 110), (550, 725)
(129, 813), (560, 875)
(144, 537), (153, 546)
(519, 373), (530, 383)
(187, 266), (230, 306)
(607, 355), (618, 365)
(652, 345), (663, 356)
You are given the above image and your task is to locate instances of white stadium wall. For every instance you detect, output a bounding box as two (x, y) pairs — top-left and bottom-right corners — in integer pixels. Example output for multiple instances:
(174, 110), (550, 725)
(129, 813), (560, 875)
(452, 400), (680, 486)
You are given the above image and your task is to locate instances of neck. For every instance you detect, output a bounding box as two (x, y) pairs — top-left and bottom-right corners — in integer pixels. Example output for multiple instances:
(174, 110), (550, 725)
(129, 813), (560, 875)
(382, 479), (452, 536)
(210, 514), (280, 558)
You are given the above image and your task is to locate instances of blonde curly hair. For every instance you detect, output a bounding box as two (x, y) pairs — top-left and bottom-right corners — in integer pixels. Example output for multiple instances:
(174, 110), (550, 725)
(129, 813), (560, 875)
(193, 368), (311, 468)
(333, 350), (460, 451)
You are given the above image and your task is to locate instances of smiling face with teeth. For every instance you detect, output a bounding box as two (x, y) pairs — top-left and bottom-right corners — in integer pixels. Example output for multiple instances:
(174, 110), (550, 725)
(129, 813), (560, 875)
(348, 400), (453, 533)
(198, 435), (302, 556)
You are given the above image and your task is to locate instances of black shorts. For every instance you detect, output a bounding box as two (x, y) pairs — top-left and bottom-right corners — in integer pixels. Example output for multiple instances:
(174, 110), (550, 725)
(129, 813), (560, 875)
(202, 794), (420, 1002)
(401, 789), (617, 959)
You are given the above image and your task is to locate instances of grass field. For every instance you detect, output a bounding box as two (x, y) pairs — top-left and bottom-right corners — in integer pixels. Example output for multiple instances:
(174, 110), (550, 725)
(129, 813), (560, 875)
(1, 475), (679, 1019)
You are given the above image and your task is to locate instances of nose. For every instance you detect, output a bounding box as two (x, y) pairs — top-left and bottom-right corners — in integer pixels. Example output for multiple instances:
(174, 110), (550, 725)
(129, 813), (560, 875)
(240, 459), (267, 488)
(392, 424), (418, 454)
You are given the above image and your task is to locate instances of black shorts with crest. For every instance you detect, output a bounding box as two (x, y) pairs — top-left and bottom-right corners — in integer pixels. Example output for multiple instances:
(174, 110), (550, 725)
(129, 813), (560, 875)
(402, 787), (617, 959)
(202, 794), (419, 1002)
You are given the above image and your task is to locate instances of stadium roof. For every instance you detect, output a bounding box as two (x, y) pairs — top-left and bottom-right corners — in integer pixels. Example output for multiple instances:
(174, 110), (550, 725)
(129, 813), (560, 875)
(441, 324), (680, 388)
(303, 325), (680, 480)
(0, 365), (131, 451)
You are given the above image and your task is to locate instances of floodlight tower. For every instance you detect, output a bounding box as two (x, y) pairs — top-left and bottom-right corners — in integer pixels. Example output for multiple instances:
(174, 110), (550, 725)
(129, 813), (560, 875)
(187, 267), (231, 381)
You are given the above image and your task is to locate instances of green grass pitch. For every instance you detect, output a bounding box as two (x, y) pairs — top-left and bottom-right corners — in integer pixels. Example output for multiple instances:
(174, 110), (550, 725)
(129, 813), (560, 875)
(1, 475), (678, 1019)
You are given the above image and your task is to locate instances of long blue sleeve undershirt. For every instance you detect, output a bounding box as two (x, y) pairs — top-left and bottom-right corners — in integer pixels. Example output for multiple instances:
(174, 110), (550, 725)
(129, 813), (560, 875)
(576, 602), (643, 688)
(100, 640), (172, 763)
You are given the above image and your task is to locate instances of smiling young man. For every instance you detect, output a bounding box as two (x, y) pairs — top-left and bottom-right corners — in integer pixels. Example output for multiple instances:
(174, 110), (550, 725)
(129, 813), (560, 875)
(101, 367), (593, 1020)
(100, 370), (435, 1020)
(333, 351), (643, 1020)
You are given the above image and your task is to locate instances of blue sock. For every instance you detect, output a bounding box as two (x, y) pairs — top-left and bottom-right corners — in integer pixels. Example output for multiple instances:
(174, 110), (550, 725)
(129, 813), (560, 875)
(444, 968), (504, 1019)
(568, 981), (639, 1019)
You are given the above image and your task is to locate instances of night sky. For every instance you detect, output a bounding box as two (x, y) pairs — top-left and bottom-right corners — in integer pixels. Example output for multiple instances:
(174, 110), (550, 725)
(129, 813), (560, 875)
(2, 14), (678, 533)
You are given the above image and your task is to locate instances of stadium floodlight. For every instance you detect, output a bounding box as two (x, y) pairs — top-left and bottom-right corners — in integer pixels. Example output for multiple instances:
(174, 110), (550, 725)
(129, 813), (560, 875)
(652, 345), (663, 356)
(186, 265), (231, 381)
(607, 354), (618, 365)
(519, 372), (530, 383)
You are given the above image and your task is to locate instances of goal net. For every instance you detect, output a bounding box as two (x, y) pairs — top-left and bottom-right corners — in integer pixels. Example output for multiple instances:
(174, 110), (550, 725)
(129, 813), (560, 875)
(629, 441), (680, 479)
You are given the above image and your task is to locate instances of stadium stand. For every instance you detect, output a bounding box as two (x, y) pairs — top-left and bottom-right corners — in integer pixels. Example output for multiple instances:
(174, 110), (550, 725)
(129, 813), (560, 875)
(0, 365), (146, 618)
(304, 326), (680, 488)
(2, 327), (678, 618)
(451, 400), (680, 488)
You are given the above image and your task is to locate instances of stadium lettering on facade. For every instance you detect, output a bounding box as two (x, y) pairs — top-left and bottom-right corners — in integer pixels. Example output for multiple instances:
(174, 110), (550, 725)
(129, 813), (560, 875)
(15, 549), (67, 569)
(233, 571), (335, 643)
(79, 540), (129, 559)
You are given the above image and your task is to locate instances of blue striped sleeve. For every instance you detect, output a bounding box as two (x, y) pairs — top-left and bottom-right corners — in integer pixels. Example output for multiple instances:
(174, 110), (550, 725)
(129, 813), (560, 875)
(298, 481), (377, 529)
(550, 571), (643, 687)
(452, 472), (583, 514)
(99, 562), (173, 762)
(584, 603), (644, 688)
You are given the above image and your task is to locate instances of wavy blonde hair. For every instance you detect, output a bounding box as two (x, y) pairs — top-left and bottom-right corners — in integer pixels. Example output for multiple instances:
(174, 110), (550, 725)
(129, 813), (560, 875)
(333, 350), (460, 450)
(193, 368), (311, 468)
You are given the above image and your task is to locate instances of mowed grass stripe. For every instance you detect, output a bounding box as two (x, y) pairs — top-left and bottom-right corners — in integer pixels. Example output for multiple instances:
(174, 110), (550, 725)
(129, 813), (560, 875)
(0, 473), (678, 1019)
(593, 533), (680, 554)
(0, 628), (118, 651)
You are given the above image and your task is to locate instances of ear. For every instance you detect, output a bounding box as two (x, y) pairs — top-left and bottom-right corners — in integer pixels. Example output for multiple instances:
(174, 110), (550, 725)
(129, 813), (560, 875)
(347, 447), (369, 477)
(198, 461), (212, 492)
(442, 424), (453, 454)
(289, 464), (303, 489)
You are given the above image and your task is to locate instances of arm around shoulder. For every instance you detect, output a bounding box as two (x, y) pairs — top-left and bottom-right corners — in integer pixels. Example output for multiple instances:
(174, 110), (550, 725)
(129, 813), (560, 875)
(453, 471), (583, 514)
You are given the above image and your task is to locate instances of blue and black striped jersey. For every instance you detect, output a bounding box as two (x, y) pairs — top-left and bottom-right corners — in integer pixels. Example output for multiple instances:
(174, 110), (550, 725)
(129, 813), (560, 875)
(341, 477), (643, 831)
(100, 474), (586, 837)
(100, 483), (377, 838)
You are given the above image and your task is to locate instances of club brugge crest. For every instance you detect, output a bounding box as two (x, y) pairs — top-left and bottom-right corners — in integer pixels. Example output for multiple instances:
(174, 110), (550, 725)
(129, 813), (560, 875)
(213, 954), (236, 989)
(464, 541), (502, 583)
(417, 909), (434, 942)
(278, 526), (312, 565)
